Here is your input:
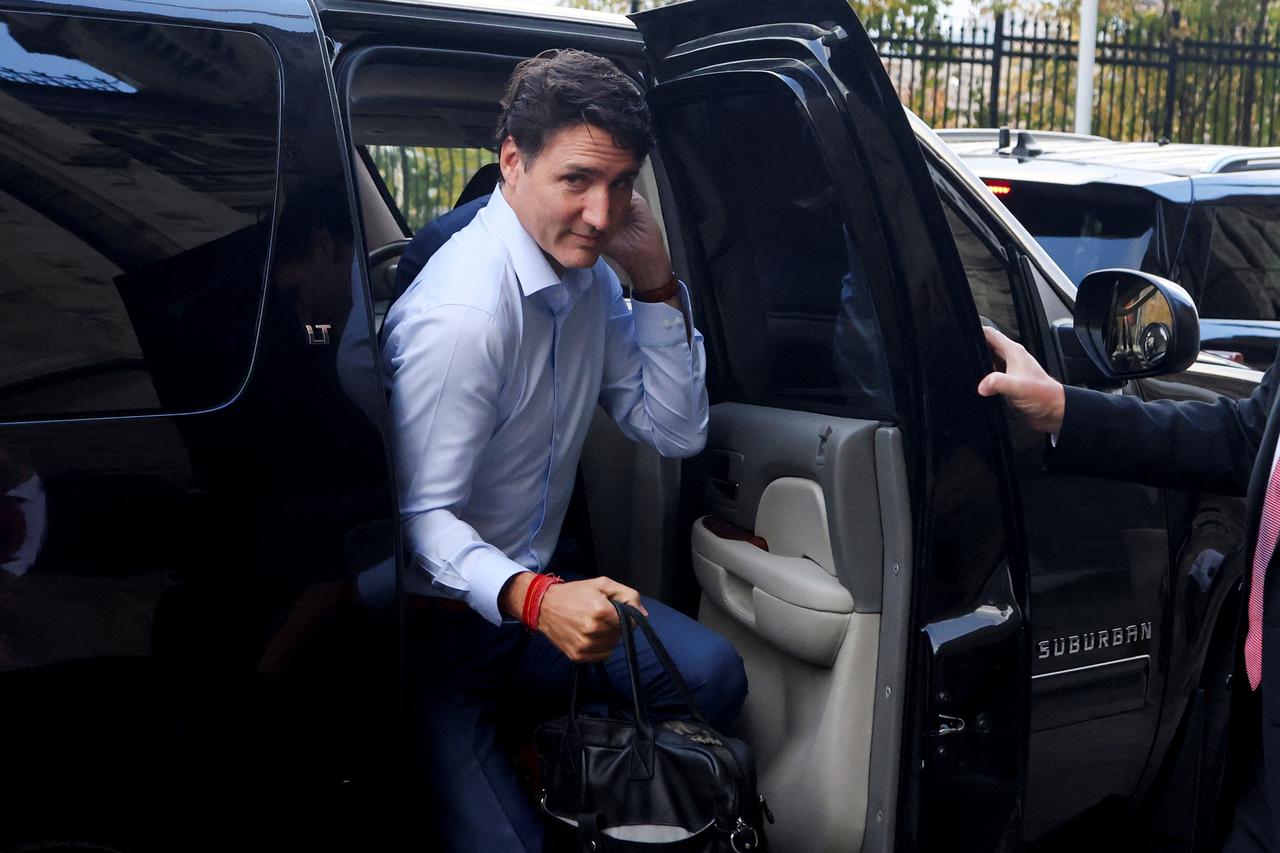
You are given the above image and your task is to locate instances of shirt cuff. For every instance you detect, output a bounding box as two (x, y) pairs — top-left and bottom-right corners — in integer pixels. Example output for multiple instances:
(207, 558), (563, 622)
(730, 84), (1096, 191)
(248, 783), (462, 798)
(467, 557), (531, 626)
(632, 281), (694, 347)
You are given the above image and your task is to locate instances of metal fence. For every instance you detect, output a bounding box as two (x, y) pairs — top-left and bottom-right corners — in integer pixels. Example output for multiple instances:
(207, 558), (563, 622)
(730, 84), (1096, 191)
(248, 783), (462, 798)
(366, 145), (496, 230)
(870, 16), (1280, 146)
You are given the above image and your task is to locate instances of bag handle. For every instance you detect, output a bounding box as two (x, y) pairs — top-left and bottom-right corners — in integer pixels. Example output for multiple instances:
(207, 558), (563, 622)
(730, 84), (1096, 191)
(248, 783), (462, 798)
(569, 602), (708, 723)
(565, 601), (710, 779)
(612, 601), (708, 725)
(566, 608), (655, 780)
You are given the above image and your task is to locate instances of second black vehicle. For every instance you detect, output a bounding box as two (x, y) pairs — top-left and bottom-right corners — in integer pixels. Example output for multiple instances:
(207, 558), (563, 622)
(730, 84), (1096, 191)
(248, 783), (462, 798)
(944, 127), (1280, 369)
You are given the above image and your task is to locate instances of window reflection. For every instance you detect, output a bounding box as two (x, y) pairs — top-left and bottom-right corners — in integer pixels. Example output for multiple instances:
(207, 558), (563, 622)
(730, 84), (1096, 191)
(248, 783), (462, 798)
(0, 12), (278, 421)
(939, 196), (1022, 342)
(1179, 203), (1280, 321)
(0, 22), (135, 92)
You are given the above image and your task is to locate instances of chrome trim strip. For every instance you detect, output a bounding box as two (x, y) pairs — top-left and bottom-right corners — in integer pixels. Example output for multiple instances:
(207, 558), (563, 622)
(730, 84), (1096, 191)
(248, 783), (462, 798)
(376, 0), (634, 28)
(1031, 653), (1150, 680)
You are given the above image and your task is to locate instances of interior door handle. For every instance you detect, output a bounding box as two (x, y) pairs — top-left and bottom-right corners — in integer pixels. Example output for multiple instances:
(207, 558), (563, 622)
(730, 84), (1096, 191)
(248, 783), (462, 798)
(706, 449), (744, 503)
(709, 477), (739, 500)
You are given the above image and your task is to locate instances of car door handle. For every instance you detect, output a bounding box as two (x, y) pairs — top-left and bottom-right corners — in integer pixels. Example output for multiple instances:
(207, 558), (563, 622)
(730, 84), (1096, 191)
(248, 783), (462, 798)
(709, 477), (739, 501)
(705, 449), (744, 503)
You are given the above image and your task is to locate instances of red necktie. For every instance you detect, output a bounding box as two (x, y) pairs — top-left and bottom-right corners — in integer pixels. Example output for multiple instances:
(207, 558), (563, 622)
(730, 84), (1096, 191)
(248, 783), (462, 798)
(1245, 455), (1280, 690)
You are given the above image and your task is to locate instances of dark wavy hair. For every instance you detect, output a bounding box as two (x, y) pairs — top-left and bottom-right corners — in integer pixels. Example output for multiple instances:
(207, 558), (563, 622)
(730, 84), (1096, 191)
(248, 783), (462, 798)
(495, 49), (652, 174)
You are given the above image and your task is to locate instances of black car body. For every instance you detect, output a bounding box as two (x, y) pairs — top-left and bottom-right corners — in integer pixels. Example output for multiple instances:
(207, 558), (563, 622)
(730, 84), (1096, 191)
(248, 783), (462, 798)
(943, 128), (1280, 370)
(0, 1), (1260, 851)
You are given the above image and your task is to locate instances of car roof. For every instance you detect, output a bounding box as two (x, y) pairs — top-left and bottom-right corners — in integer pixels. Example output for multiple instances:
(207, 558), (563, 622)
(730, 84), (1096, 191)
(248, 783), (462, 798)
(939, 128), (1280, 196)
(333, 0), (634, 27)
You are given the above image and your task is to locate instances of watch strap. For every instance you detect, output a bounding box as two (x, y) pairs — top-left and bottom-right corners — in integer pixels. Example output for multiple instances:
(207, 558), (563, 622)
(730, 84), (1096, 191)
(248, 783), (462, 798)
(630, 272), (680, 303)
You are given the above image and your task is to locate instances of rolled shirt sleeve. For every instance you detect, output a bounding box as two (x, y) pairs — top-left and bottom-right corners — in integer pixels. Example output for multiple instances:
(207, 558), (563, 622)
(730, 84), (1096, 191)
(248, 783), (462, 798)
(383, 301), (526, 625)
(598, 278), (709, 457)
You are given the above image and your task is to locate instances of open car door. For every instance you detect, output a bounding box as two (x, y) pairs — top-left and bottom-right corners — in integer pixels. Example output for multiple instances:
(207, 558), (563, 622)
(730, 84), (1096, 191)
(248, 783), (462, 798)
(631, 1), (1031, 850)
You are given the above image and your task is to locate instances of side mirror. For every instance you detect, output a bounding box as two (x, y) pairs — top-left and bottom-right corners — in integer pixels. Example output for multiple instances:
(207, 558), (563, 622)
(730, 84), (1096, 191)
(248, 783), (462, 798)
(1072, 269), (1200, 380)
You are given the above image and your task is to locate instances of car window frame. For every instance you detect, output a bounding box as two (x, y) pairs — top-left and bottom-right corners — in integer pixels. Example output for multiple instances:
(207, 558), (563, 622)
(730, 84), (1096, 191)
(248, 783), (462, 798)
(647, 69), (909, 421)
(0, 10), (284, 426)
(912, 118), (1079, 311)
(926, 157), (1065, 378)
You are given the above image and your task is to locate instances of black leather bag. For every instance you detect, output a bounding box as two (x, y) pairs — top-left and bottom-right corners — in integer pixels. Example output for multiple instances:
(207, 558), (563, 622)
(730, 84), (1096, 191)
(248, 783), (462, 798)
(535, 601), (771, 852)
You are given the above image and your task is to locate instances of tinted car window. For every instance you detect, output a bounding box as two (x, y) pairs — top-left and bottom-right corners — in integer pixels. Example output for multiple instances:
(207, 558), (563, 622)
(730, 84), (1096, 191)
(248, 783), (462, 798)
(938, 196), (1022, 341)
(994, 181), (1159, 286)
(657, 87), (894, 418)
(1177, 203), (1280, 320)
(0, 13), (279, 421)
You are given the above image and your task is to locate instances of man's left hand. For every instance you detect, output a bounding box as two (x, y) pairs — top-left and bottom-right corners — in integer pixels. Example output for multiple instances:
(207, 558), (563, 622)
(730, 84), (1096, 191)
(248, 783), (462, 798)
(603, 191), (671, 294)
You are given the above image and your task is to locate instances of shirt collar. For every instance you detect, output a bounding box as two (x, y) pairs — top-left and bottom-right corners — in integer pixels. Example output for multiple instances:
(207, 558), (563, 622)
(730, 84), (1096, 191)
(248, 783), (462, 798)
(481, 188), (567, 298)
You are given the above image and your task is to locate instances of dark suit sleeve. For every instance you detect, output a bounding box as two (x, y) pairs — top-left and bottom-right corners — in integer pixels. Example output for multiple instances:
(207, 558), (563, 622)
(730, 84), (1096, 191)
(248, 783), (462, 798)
(392, 219), (448, 299)
(1052, 362), (1277, 496)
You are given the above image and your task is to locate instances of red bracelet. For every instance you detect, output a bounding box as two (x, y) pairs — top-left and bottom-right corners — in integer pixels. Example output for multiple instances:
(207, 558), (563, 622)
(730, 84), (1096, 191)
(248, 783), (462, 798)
(519, 574), (544, 628)
(520, 573), (564, 631)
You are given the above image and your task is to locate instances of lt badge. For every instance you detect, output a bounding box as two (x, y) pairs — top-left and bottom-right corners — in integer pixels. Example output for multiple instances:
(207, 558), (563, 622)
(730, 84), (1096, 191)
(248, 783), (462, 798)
(305, 323), (332, 346)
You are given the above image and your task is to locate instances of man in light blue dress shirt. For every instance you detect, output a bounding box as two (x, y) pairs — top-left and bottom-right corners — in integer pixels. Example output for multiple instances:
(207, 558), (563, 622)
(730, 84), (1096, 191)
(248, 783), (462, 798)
(380, 50), (747, 851)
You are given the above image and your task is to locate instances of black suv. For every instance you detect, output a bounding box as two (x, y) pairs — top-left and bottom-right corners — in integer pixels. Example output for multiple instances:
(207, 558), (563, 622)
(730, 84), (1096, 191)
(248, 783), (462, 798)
(0, 1), (1261, 851)
(944, 127), (1280, 369)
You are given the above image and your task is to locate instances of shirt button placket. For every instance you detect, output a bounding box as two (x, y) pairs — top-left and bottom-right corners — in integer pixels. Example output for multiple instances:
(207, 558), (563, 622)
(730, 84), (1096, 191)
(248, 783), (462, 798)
(530, 301), (562, 552)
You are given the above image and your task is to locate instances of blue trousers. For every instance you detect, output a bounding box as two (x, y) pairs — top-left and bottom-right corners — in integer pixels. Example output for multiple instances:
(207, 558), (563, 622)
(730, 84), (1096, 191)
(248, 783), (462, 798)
(406, 590), (748, 853)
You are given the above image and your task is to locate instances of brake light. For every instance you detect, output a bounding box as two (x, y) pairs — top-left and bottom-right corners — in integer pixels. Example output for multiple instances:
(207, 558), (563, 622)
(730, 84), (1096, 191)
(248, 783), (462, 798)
(985, 180), (1013, 197)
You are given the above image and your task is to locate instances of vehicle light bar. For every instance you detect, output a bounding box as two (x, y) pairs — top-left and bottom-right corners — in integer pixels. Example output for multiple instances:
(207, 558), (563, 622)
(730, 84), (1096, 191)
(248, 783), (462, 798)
(985, 180), (1013, 196)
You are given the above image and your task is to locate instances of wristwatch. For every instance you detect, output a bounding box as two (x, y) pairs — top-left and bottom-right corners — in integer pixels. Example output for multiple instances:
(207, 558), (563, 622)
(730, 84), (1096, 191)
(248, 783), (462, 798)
(631, 272), (680, 303)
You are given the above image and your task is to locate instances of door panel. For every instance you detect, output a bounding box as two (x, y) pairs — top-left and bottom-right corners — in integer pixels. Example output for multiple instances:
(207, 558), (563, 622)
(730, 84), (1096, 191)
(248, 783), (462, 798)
(635, 1), (1030, 847)
(931, 157), (1172, 834)
(696, 404), (885, 608)
(695, 402), (889, 851)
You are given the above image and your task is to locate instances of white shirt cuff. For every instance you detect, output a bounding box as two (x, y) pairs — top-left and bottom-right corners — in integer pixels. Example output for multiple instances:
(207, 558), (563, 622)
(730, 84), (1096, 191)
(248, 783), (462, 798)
(468, 558), (530, 626)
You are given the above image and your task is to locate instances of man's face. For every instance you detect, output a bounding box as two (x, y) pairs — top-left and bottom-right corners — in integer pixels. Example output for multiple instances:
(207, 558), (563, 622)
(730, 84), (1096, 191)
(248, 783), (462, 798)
(499, 123), (641, 271)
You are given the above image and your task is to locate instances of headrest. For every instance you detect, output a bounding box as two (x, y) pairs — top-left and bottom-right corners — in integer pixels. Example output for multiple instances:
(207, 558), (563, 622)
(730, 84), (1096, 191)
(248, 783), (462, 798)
(456, 162), (500, 209)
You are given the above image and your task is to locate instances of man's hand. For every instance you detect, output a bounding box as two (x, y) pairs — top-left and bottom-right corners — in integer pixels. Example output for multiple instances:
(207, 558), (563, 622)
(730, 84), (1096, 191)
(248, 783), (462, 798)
(977, 326), (1066, 434)
(501, 572), (648, 662)
(602, 191), (671, 295)
(539, 576), (648, 662)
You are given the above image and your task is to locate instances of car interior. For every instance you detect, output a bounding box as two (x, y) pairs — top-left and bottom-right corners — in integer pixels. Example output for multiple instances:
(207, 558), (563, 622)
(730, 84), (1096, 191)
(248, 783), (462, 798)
(344, 46), (917, 853)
